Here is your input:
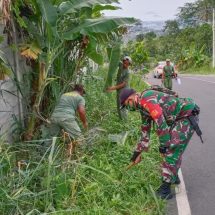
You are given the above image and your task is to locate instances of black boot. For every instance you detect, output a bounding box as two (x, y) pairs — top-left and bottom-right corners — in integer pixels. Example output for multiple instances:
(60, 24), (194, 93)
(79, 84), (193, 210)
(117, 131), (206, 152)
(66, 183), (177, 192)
(173, 175), (181, 185)
(156, 181), (173, 200)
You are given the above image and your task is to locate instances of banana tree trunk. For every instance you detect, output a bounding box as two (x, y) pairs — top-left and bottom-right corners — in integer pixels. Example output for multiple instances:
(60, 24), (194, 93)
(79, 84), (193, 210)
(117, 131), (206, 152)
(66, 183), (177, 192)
(24, 62), (47, 140)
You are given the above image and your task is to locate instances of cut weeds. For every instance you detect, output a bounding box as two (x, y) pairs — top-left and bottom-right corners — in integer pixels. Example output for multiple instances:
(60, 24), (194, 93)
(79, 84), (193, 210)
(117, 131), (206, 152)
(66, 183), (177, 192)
(0, 70), (166, 214)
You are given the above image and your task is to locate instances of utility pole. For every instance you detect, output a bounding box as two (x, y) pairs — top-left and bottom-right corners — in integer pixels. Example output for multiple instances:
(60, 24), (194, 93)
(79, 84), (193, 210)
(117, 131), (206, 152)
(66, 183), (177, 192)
(213, 8), (215, 68)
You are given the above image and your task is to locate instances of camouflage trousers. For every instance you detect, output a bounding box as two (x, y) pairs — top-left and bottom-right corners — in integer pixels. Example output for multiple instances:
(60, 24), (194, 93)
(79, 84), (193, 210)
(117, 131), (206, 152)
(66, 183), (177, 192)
(162, 118), (194, 183)
(163, 77), (173, 90)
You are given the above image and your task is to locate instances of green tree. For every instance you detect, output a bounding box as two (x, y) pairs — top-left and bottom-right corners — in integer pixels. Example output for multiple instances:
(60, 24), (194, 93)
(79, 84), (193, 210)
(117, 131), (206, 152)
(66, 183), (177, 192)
(177, 0), (215, 27)
(177, 2), (200, 26)
(130, 41), (148, 71)
(163, 20), (180, 35)
(1, 0), (136, 139)
(144, 31), (157, 40)
(136, 33), (144, 41)
(136, 32), (156, 42)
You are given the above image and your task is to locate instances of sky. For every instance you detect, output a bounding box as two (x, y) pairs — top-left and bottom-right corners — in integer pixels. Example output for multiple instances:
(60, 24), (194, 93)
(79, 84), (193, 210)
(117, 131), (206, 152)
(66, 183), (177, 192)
(104, 0), (197, 21)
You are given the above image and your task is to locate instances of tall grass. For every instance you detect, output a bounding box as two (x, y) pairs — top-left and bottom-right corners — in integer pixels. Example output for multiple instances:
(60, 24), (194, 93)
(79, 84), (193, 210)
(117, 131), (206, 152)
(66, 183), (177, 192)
(0, 69), (166, 214)
(180, 65), (215, 75)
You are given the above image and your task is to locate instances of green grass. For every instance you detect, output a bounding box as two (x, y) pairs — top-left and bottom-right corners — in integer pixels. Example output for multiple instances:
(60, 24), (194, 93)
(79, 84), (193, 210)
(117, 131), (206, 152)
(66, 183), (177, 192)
(180, 65), (215, 75)
(0, 69), (166, 214)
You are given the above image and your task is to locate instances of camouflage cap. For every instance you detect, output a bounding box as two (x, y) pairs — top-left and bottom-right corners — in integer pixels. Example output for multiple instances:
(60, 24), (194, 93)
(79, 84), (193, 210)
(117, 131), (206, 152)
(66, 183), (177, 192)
(119, 88), (136, 105)
(166, 58), (171, 62)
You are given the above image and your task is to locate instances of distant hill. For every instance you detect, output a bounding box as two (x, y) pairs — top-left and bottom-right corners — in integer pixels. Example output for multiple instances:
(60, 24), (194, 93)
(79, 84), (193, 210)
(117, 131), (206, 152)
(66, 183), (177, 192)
(142, 21), (165, 33)
(125, 20), (165, 42)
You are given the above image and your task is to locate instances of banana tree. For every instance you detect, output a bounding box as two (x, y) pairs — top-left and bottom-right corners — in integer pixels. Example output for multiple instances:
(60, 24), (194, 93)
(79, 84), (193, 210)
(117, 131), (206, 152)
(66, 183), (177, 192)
(177, 44), (209, 70)
(3, 0), (136, 139)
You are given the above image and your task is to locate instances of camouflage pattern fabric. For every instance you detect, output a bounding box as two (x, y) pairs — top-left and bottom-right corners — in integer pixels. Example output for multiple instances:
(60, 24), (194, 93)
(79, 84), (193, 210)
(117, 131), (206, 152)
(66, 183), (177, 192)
(162, 118), (194, 183)
(135, 90), (197, 183)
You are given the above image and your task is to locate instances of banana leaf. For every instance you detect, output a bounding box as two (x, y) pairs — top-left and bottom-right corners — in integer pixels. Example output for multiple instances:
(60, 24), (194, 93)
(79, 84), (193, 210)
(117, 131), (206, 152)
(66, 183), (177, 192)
(37, 0), (58, 26)
(104, 43), (121, 88)
(62, 17), (136, 40)
(85, 37), (104, 65)
(59, 0), (119, 14)
(93, 4), (120, 13)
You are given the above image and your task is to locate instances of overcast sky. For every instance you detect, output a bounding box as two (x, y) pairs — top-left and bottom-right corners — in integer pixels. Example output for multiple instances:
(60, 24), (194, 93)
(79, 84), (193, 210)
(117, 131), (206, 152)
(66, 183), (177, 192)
(104, 0), (197, 21)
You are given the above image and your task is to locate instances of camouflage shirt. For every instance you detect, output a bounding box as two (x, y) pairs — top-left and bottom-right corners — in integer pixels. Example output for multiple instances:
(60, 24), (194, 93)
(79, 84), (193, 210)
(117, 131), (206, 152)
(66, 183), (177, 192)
(135, 89), (196, 152)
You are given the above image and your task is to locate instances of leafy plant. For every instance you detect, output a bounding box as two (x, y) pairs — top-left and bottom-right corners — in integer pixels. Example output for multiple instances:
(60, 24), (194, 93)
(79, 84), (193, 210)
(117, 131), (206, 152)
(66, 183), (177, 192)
(0, 51), (12, 80)
(104, 42), (121, 89)
(0, 69), (166, 214)
(1, 0), (136, 139)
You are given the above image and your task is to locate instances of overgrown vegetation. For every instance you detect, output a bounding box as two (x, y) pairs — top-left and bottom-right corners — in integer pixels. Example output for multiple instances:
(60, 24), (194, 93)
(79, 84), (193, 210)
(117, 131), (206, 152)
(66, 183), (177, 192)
(128, 0), (215, 73)
(0, 0), (136, 140)
(0, 70), (166, 214)
(1, 0), (214, 214)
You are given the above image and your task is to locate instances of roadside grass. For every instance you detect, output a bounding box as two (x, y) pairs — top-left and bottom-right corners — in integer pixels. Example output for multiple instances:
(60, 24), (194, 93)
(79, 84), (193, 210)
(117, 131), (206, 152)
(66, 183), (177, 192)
(180, 65), (215, 75)
(0, 69), (166, 214)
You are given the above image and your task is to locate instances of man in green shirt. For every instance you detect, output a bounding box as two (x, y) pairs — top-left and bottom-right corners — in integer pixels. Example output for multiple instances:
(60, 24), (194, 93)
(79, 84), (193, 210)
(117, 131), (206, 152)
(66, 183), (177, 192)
(50, 84), (88, 143)
(106, 56), (131, 119)
(162, 59), (176, 90)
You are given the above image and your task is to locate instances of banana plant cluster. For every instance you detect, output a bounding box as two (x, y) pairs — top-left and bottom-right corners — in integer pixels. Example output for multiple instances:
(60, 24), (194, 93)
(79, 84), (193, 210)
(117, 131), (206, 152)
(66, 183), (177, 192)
(0, 0), (136, 139)
(177, 44), (210, 70)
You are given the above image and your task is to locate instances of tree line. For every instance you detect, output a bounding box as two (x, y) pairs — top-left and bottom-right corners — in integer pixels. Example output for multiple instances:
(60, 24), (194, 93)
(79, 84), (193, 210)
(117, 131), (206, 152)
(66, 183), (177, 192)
(127, 0), (215, 71)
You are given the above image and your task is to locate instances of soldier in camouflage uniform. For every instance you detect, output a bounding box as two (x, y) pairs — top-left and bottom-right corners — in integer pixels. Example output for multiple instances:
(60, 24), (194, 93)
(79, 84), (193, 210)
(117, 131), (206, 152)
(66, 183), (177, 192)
(162, 59), (176, 90)
(119, 86), (200, 199)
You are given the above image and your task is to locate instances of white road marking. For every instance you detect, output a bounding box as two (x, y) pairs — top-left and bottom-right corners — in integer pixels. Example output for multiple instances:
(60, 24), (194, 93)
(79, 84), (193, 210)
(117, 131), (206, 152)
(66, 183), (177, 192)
(175, 169), (192, 215)
(182, 76), (215, 84)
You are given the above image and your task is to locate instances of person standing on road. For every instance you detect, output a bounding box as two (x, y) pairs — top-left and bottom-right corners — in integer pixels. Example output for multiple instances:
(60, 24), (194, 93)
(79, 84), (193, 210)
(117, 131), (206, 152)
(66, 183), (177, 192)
(162, 59), (176, 90)
(119, 86), (201, 199)
(106, 56), (132, 119)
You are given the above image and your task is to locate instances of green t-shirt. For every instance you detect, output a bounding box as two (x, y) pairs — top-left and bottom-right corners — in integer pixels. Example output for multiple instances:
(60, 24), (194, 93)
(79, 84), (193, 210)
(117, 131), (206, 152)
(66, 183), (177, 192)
(163, 65), (174, 77)
(52, 91), (85, 121)
(116, 62), (129, 91)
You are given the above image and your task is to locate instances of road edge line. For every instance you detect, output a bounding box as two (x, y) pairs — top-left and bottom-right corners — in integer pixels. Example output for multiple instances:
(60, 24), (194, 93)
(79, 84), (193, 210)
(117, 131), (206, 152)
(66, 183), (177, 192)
(175, 169), (192, 215)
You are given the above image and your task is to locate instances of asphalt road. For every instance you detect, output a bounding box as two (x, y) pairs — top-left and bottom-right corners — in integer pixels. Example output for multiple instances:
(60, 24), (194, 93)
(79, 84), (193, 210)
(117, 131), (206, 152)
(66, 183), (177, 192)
(146, 73), (215, 215)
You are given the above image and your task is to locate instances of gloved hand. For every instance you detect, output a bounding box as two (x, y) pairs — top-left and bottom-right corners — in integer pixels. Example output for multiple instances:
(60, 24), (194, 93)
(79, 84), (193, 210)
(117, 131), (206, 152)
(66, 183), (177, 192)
(130, 151), (141, 162)
(159, 146), (168, 154)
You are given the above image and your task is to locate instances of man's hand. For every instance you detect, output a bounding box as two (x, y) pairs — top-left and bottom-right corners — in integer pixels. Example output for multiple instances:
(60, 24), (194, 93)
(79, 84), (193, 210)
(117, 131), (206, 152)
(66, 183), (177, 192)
(78, 105), (87, 131)
(130, 151), (142, 164)
(106, 82), (126, 92)
(106, 86), (114, 92)
(83, 122), (88, 130)
(126, 151), (142, 170)
(159, 146), (168, 154)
